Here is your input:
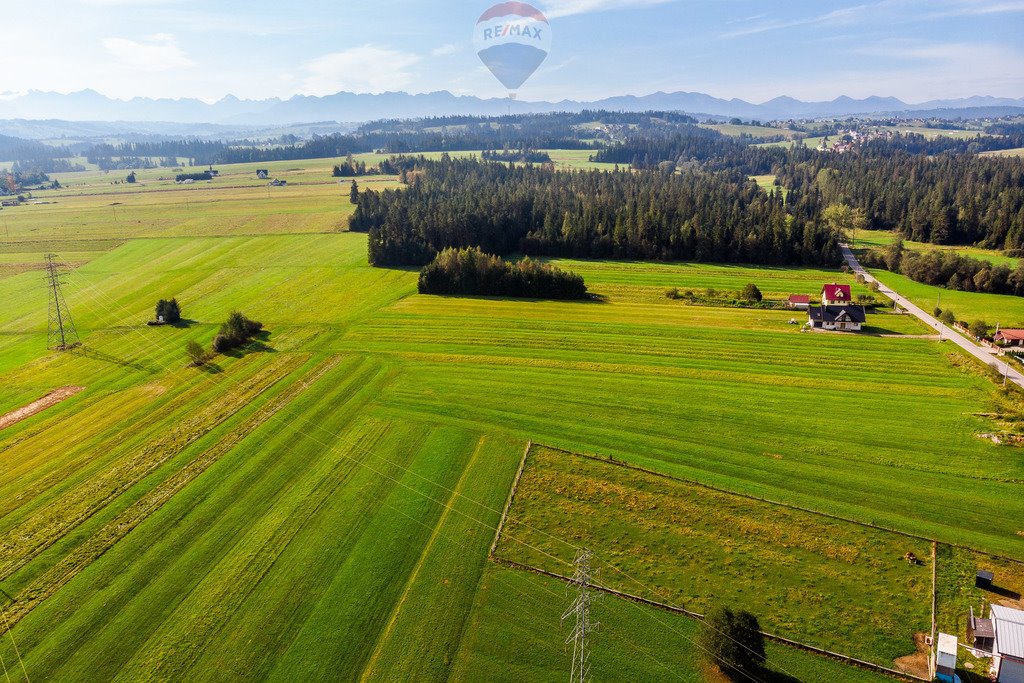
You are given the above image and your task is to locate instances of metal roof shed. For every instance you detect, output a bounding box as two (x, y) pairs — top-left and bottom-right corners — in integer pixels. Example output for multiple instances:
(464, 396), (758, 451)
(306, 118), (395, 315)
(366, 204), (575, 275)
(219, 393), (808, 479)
(991, 605), (1024, 683)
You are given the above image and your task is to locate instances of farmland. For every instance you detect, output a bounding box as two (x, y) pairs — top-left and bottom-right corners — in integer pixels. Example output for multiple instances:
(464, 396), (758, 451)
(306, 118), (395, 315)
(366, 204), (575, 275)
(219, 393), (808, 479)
(855, 230), (1020, 268)
(1, 157), (1023, 680)
(496, 446), (933, 668)
(872, 270), (1024, 326)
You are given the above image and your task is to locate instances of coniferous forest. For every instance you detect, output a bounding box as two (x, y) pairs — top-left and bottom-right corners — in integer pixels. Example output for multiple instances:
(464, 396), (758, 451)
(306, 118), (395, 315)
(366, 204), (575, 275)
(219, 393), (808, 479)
(352, 156), (839, 268)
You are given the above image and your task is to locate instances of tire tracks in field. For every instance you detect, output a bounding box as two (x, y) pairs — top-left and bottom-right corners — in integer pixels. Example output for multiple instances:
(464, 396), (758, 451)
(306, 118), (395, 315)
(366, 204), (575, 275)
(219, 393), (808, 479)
(108, 357), (403, 681)
(0, 355), (339, 632)
(0, 354), (306, 586)
(357, 434), (490, 682)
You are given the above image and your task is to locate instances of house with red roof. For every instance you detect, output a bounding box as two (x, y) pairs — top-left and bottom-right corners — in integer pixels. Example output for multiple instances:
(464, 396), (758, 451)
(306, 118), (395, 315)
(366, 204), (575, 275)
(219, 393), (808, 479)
(787, 294), (811, 310)
(821, 283), (852, 306)
(808, 283), (866, 332)
(995, 329), (1024, 347)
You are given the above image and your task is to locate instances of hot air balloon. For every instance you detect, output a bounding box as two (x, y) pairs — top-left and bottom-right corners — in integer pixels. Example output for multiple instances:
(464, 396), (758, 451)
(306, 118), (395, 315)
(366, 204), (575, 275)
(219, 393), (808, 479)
(473, 2), (551, 99)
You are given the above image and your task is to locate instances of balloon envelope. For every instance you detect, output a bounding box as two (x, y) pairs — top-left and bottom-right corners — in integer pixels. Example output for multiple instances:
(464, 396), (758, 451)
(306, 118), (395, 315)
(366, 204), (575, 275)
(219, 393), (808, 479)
(473, 2), (551, 91)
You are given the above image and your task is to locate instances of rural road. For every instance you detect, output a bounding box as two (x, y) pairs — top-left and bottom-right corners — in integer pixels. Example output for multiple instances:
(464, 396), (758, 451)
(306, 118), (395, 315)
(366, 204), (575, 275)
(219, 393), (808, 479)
(840, 244), (1024, 390)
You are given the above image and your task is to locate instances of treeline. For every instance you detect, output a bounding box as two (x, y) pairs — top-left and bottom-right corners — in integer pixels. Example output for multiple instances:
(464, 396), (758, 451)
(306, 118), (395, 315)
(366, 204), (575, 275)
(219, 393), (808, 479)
(481, 148), (552, 163)
(861, 240), (1024, 296)
(332, 155), (409, 177)
(781, 150), (1024, 249)
(353, 156), (840, 267)
(418, 247), (588, 300)
(592, 130), (789, 175)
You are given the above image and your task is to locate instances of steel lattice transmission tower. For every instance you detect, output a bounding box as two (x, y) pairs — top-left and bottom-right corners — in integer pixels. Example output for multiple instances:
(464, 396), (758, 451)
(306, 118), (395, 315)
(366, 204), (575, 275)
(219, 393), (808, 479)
(562, 548), (600, 683)
(44, 254), (80, 350)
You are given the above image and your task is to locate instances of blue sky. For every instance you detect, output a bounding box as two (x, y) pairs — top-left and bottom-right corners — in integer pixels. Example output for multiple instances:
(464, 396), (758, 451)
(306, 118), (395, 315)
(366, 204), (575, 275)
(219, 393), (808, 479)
(3, 0), (1023, 103)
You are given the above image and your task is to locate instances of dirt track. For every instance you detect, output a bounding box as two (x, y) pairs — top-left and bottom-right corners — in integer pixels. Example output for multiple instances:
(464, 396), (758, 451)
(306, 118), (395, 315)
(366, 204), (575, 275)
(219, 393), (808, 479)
(0, 387), (85, 431)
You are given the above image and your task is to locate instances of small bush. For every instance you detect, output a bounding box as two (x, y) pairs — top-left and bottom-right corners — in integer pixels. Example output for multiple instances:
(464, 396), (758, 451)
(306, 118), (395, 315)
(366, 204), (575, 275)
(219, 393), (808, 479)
(970, 320), (990, 339)
(185, 340), (211, 367)
(665, 288), (680, 300)
(212, 312), (263, 353)
(939, 309), (956, 325)
(934, 307), (943, 317)
(698, 605), (766, 680)
(740, 283), (763, 302)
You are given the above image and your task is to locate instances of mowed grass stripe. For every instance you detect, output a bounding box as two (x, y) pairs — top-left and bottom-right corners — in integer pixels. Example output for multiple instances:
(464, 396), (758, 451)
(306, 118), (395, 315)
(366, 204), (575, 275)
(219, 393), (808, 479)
(372, 360), (1024, 555)
(6, 358), (394, 680)
(1, 355), (345, 631)
(263, 425), (483, 680)
(359, 434), (525, 681)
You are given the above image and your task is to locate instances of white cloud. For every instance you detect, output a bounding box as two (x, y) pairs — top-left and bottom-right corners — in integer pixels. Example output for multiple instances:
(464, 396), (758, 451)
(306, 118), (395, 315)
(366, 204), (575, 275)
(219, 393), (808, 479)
(542, 0), (677, 19)
(300, 46), (422, 95)
(432, 44), (460, 57)
(724, 4), (870, 38)
(102, 33), (195, 71)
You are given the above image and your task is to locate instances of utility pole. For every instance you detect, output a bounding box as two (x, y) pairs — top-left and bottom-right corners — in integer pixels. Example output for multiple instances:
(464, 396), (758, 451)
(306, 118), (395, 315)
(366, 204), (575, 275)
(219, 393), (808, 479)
(44, 254), (80, 350)
(562, 549), (599, 683)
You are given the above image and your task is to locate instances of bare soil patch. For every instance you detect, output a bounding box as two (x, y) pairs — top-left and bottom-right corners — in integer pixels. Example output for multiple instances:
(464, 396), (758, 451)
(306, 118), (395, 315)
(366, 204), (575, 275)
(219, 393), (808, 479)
(893, 633), (930, 679)
(0, 386), (85, 431)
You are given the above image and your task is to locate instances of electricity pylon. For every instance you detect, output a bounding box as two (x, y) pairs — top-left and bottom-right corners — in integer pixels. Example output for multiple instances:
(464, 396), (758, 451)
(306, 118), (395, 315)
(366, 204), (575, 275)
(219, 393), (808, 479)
(562, 548), (599, 683)
(44, 254), (80, 350)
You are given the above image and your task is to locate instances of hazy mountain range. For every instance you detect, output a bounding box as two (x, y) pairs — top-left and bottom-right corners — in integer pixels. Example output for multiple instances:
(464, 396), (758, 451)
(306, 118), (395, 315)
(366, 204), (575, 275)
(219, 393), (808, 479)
(1, 89), (1022, 133)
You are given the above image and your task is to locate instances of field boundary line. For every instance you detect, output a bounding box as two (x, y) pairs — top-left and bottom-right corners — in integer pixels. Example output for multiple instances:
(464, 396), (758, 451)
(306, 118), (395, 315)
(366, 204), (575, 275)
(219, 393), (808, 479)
(930, 541), (938, 678)
(492, 557), (923, 682)
(488, 440), (532, 559)
(535, 443), (1024, 565)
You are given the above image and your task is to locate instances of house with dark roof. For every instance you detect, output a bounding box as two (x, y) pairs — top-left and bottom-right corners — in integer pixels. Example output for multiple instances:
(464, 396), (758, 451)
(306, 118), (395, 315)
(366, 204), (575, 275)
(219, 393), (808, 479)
(808, 284), (866, 332)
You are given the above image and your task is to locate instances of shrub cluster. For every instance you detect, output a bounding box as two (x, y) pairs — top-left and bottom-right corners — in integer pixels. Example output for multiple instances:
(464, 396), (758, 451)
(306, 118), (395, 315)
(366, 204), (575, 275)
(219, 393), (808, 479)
(155, 298), (181, 324)
(418, 248), (588, 300)
(212, 312), (263, 353)
(175, 172), (212, 182)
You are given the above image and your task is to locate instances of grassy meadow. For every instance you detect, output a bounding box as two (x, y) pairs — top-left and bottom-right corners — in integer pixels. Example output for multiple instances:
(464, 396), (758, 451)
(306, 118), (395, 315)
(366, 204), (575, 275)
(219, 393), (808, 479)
(497, 446), (933, 668)
(1, 156), (1024, 680)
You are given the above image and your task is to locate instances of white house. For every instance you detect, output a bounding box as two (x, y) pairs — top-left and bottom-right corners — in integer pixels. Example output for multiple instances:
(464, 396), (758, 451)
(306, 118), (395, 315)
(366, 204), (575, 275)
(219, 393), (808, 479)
(990, 605), (1024, 683)
(808, 284), (867, 332)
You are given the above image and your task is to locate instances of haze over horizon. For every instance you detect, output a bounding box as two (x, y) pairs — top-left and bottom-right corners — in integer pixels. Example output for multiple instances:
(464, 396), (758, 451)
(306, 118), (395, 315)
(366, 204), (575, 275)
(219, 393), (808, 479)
(3, 0), (1023, 106)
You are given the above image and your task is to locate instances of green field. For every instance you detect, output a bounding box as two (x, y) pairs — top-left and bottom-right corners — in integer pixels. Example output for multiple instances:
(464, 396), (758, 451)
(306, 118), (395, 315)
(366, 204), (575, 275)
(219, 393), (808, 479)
(2, 157), (1024, 680)
(855, 229), (1019, 268)
(982, 147), (1024, 158)
(871, 270), (1024, 326)
(497, 446), (933, 669)
(701, 124), (800, 140)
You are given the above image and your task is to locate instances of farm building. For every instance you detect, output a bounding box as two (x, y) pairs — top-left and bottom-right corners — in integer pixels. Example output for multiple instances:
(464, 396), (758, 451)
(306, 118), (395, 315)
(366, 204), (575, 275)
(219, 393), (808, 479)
(933, 632), (958, 683)
(995, 330), (1024, 347)
(256, 169), (269, 179)
(808, 284), (866, 332)
(989, 604), (1024, 683)
(971, 606), (996, 653)
(787, 294), (811, 310)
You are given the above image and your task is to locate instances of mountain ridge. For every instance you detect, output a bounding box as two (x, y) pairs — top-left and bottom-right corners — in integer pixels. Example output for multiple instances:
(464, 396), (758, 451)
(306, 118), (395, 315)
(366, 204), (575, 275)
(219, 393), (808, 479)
(1, 88), (1022, 128)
